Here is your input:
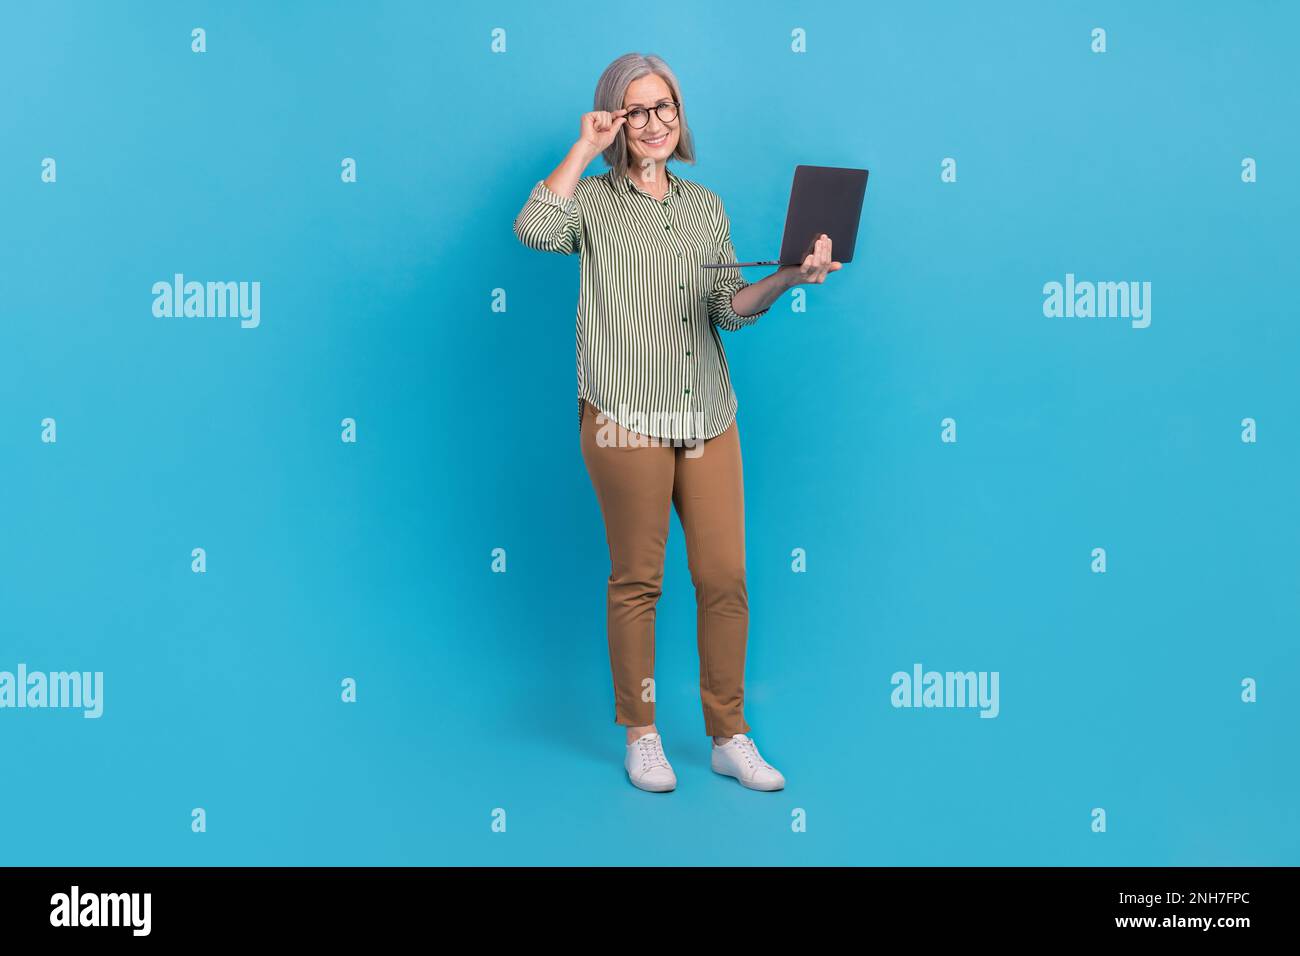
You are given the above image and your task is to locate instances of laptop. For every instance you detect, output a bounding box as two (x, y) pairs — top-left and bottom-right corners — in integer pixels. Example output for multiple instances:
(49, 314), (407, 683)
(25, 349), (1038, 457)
(701, 164), (869, 269)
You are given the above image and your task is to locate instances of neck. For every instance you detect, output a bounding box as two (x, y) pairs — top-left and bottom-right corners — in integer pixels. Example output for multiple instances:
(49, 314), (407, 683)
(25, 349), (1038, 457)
(629, 160), (668, 195)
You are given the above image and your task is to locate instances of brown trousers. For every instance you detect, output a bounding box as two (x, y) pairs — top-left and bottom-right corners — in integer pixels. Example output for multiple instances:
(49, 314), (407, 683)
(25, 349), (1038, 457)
(579, 400), (750, 737)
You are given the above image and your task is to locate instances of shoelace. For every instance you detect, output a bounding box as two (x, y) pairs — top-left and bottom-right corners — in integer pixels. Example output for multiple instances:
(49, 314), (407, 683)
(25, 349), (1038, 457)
(637, 735), (671, 772)
(732, 735), (772, 772)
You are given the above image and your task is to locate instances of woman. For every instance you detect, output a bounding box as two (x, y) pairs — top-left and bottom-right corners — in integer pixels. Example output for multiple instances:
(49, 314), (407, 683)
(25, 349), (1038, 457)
(513, 52), (839, 793)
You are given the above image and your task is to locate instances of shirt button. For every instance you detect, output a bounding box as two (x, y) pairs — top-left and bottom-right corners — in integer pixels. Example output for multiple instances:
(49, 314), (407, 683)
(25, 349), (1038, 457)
(684, 388), (691, 395)
(685, 350), (692, 356)
(664, 224), (671, 230)
(678, 284), (685, 290)
(681, 317), (687, 323)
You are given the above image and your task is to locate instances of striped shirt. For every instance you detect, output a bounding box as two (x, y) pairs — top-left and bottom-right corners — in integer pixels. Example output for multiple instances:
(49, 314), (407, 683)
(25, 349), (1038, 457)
(512, 165), (769, 441)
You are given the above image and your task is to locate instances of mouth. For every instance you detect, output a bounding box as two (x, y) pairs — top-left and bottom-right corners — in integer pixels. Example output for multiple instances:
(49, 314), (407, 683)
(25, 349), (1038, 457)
(641, 133), (669, 148)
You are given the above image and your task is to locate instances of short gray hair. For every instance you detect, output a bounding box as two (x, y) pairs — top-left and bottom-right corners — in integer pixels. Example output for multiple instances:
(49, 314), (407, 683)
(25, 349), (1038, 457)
(592, 52), (696, 184)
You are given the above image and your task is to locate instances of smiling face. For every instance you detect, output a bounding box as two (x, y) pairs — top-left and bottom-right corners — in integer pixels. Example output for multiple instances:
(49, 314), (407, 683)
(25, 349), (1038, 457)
(622, 73), (681, 177)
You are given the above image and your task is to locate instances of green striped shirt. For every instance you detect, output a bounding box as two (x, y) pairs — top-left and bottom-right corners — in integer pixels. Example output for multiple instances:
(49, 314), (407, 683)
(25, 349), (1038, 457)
(512, 165), (769, 441)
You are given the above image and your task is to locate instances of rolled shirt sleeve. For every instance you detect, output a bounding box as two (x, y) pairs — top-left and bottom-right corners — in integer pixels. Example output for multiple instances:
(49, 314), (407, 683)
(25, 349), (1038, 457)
(706, 197), (769, 330)
(513, 180), (582, 255)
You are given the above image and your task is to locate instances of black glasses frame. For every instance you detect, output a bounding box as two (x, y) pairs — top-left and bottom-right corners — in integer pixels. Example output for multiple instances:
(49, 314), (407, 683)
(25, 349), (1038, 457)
(624, 100), (679, 129)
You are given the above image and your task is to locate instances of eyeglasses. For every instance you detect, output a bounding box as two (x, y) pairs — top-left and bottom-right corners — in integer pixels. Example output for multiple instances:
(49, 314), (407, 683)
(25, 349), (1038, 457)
(625, 100), (679, 129)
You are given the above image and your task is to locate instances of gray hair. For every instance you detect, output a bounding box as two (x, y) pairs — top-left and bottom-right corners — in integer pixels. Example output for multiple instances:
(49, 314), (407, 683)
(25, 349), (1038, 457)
(592, 52), (696, 184)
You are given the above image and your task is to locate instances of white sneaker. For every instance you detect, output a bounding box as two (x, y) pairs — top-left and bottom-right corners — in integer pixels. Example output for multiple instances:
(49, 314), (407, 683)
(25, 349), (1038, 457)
(711, 734), (786, 791)
(625, 732), (677, 792)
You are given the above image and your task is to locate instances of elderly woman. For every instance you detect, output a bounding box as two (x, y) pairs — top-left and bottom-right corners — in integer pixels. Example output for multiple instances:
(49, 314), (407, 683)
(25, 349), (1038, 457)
(513, 52), (838, 793)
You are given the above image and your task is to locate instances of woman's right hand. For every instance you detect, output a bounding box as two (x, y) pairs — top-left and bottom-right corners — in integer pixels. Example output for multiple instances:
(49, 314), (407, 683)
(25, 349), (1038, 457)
(577, 109), (627, 157)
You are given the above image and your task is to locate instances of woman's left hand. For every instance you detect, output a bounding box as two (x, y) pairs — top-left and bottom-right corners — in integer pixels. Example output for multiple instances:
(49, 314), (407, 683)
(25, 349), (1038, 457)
(778, 234), (842, 286)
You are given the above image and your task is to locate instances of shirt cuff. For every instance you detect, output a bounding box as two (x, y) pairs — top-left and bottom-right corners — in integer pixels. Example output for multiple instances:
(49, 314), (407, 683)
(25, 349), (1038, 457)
(712, 282), (770, 328)
(529, 180), (579, 214)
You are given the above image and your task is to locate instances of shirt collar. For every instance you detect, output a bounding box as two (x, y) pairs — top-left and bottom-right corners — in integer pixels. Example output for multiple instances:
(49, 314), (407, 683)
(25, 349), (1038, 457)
(617, 166), (681, 197)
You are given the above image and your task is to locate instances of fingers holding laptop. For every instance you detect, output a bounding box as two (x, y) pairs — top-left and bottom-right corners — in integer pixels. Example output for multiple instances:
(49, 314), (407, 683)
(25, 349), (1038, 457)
(782, 234), (842, 285)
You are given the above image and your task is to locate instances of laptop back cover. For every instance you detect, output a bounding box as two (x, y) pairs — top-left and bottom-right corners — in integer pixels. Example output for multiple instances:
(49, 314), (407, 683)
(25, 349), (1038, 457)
(778, 165), (869, 265)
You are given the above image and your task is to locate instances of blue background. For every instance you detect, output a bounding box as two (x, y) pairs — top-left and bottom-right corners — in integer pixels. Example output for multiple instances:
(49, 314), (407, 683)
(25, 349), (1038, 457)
(2, 0), (1296, 865)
